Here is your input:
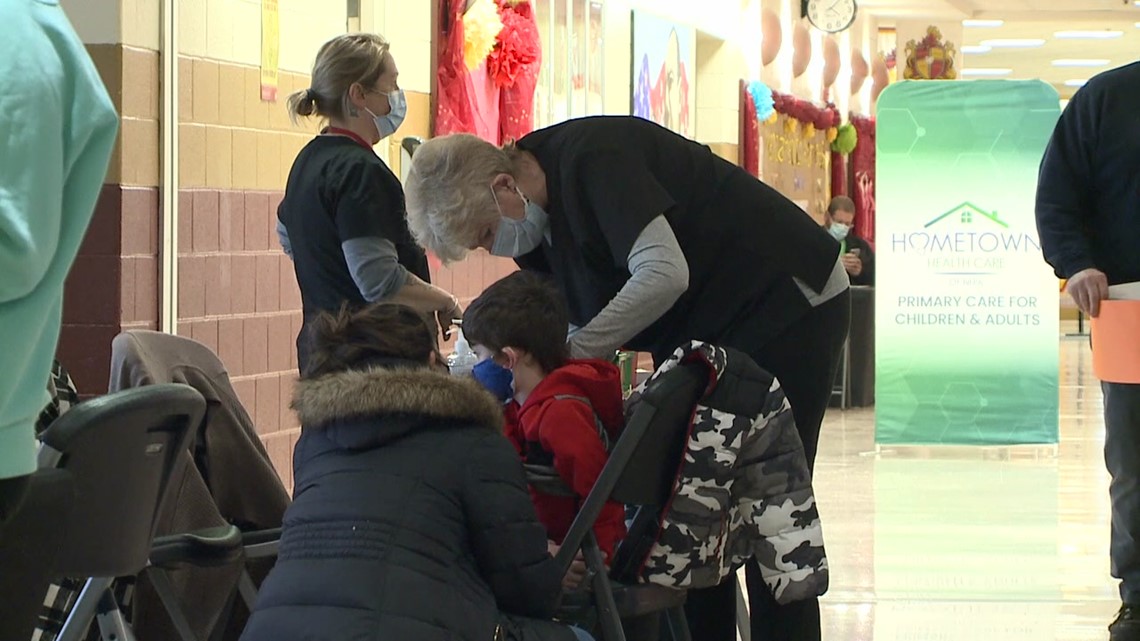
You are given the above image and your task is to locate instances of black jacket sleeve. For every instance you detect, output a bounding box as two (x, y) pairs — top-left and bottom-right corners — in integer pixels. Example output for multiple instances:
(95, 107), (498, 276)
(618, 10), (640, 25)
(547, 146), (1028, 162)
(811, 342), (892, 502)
(462, 431), (562, 619)
(1035, 90), (1099, 279)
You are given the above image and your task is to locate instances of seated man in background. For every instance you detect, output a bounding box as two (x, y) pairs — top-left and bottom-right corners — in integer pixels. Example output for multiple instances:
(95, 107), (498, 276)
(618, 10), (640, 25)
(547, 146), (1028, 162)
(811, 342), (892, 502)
(464, 272), (627, 565)
(826, 196), (875, 287)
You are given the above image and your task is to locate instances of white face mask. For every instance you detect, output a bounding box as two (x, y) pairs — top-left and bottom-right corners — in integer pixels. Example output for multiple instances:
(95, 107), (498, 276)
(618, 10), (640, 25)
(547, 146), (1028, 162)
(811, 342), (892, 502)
(366, 89), (406, 140)
(489, 186), (549, 257)
(829, 222), (851, 241)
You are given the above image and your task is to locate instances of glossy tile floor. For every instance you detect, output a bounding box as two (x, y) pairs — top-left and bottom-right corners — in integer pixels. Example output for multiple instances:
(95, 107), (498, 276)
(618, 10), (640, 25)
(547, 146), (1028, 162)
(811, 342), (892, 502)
(802, 331), (1116, 640)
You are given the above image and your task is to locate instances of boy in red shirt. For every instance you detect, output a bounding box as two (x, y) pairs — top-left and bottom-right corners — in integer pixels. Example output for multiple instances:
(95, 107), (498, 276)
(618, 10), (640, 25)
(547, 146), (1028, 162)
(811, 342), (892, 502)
(464, 272), (627, 561)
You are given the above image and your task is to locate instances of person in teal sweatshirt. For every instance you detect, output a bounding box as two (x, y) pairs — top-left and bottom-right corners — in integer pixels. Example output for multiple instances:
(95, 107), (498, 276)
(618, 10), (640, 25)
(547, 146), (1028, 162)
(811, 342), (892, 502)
(0, 0), (118, 528)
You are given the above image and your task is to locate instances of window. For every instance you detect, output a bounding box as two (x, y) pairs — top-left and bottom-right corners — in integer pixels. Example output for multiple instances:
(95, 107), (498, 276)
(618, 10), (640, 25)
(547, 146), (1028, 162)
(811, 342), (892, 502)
(533, 0), (606, 129)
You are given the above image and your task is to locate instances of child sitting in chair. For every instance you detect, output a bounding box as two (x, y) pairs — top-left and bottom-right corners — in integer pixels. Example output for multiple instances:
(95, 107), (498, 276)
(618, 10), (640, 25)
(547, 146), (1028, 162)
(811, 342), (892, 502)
(464, 272), (627, 561)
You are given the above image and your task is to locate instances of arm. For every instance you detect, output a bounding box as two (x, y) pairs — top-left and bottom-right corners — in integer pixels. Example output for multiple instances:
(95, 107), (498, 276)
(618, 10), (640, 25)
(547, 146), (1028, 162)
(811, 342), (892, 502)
(0, 54), (65, 302)
(385, 273), (462, 326)
(277, 218), (293, 259)
(333, 161), (460, 323)
(853, 239), (874, 286)
(538, 400), (610, 499)
(341, 236), (409, 302)
(463, 432), (562, 618)
(1035, 91), (1099, 279)
(568, 216), (689, 359)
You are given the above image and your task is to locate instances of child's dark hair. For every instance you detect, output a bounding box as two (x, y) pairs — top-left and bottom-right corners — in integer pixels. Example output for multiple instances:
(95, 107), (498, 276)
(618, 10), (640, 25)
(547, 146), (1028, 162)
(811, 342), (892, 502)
(303, 303), (440, 379)
(462, 272), (569, 373)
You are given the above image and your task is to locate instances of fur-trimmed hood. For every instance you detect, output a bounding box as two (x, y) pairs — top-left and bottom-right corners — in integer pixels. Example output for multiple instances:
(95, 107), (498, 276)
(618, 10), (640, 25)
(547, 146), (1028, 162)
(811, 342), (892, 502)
(291, 365), (505, 450)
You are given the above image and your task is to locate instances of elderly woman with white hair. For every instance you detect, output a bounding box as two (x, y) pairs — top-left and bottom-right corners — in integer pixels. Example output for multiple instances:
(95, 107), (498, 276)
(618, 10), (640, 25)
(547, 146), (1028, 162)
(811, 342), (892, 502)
(405, 115), (849, 641)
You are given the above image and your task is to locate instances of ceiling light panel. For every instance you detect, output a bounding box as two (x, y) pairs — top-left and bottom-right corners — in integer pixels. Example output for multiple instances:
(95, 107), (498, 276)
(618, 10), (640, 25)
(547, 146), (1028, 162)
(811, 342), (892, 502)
(1054, 30), (1124, 39)
(981, 39), (1046, 48)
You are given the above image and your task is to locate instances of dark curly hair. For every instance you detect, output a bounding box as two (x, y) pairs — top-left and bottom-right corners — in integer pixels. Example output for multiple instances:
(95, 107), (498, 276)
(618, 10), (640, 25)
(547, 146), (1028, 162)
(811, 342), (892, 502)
(302, 303), (441, 379)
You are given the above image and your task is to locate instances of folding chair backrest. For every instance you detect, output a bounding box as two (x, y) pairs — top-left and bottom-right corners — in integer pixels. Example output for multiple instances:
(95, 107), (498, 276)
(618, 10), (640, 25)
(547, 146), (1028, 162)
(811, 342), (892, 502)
(552, 361), (707, 574)
(611, 361), (707, 506)
(38, 384), (205, 577)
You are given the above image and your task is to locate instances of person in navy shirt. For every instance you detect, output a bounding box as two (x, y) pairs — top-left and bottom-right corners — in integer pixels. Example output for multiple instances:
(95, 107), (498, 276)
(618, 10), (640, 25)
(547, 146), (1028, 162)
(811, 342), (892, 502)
(1036, 60), (1140, 641)
(277, 33), (461, 374)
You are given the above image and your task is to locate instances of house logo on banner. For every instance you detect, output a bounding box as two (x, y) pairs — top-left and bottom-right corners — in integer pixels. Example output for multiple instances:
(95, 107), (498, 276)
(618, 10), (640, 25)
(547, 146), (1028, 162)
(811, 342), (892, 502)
(891, 201), (1043, 328)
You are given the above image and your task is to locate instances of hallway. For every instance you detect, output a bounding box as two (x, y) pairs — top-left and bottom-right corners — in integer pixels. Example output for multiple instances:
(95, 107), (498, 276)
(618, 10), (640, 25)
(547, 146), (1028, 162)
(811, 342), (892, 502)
(809, 333), (1115, 640)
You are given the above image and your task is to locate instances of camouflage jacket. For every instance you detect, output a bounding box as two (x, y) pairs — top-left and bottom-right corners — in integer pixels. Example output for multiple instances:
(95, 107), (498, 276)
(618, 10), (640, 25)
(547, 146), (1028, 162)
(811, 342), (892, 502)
(630, 341), (829, 604)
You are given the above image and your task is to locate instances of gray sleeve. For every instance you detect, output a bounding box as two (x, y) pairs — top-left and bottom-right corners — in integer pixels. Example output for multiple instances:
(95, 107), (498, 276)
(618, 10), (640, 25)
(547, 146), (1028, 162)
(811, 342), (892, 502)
(342, 236), (410, 303)
(567, 216), (690, 359)
(277, 219), (293, 259)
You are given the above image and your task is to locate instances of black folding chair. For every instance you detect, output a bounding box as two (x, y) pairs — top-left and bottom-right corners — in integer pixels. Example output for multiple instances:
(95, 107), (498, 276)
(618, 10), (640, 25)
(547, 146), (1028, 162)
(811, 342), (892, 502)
(531, 361), (708, 641)
(34, 384), (247, 641)
(0, 468), (77, 641)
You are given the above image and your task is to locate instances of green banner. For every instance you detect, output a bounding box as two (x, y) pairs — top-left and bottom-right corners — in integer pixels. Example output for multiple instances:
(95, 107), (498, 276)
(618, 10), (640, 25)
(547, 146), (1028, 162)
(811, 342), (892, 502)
(875, 80), (1060, 445)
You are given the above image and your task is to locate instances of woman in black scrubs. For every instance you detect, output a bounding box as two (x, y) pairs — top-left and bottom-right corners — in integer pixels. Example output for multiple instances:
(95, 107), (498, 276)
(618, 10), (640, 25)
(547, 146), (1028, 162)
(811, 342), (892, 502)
(405, 116), (849, 641)
(279, 33), (461, 373)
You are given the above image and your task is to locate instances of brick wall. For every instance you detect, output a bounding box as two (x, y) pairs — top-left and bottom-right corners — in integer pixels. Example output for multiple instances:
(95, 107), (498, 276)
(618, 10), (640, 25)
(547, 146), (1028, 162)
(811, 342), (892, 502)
(60, 44), (162, 395)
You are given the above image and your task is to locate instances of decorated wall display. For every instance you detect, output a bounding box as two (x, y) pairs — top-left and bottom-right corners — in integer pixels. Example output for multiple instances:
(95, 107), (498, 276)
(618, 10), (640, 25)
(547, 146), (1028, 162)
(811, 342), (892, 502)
(631, 11), (696, 137)
(435, 0), (542, 144)
(741, 81), (839, 224)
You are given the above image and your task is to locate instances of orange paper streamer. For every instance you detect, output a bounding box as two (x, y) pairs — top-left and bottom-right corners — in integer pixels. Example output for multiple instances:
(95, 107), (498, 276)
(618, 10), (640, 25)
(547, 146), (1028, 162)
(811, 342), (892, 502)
(1091, 300), (1140, 383)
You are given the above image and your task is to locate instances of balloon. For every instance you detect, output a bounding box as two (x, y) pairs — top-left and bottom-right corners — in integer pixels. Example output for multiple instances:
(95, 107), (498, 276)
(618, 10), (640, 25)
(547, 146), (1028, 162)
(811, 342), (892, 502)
(792, 22), (811, 78)
(761, 10), (782, 67)
(822, 36), (841, 89)
(850, 49), (869, 94)
(870, 55), (889, 103)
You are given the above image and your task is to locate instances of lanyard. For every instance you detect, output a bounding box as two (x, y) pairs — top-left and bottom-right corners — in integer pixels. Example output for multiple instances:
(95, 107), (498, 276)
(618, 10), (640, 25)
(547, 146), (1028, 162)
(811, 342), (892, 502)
(840, 238), (847, 255)
(322, 126), (373, 151)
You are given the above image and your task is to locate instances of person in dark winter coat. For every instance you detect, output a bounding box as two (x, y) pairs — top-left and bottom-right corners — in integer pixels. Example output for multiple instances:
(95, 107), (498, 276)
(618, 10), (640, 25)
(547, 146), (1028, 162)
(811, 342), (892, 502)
(240, 303), (585, 641)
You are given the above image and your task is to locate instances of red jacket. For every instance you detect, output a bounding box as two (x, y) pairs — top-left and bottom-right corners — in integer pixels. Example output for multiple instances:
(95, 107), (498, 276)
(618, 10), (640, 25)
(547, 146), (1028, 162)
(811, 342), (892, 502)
(505, 360), (627, 560)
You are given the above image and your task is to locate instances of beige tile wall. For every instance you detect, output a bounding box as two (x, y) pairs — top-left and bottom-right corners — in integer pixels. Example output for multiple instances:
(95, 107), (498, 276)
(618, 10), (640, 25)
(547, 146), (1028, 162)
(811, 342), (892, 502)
(178, 55), (433, 190)
(179, 58), (316, 191)
(120, 0), (160, 50)
(87, 44), (161, 188)
(178, 0), (346, 73)
(362, 0), (434, 94)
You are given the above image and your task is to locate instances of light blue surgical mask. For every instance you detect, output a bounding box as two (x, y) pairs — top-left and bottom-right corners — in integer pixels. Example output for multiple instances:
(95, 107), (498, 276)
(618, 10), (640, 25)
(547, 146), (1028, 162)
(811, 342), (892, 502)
(490, 186), (549, 257)
(829, 222), (850, 241)
(366, 89), (406, 140)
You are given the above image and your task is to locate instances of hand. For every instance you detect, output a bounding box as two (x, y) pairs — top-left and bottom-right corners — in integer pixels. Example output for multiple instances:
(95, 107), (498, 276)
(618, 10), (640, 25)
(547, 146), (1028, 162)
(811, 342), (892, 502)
(841, 253), (863, 277)
(547, 541), (588, 591)
(1066, 268), (1109, 317)
(437, 296), (463, 340)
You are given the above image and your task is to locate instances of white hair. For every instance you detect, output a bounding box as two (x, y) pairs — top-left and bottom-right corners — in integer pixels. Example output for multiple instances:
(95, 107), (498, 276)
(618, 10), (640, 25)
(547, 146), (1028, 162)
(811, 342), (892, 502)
(405, 134), (514, 263)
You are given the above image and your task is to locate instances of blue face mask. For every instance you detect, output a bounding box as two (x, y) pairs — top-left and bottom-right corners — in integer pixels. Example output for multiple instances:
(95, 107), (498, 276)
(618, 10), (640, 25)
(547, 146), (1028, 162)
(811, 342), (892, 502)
(366, 89), (406, 140)
(490, 186), (549, 257)
(472, 358), (514, 402)
(829, 222), (851, 241)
